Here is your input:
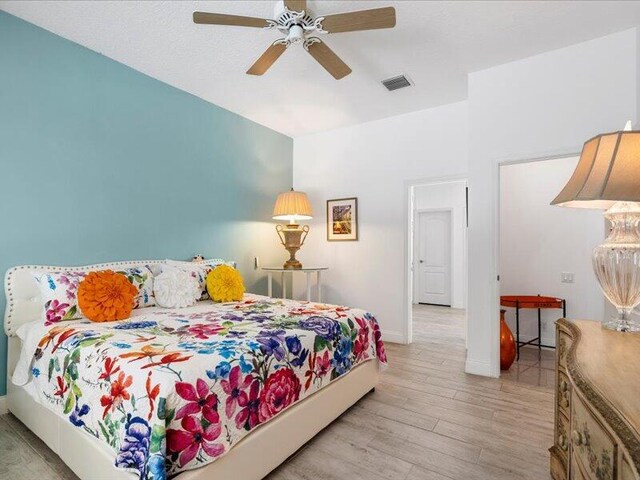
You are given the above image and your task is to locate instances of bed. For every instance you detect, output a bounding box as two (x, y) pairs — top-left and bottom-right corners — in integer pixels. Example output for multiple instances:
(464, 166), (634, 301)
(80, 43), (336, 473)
(4, 260), (385, 480)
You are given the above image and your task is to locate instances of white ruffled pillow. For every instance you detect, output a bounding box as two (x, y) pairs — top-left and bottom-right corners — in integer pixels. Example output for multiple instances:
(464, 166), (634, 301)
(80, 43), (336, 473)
(165, 258), (236, 300)
(153, 267), (201, 308)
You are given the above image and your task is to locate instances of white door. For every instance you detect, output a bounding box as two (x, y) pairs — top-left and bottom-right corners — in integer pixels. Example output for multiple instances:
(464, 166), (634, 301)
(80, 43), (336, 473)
(416, 210), (452, 306)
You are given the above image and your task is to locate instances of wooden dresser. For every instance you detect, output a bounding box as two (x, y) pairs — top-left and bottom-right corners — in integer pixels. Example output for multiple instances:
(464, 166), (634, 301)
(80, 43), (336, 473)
(550, 319), (640, 480)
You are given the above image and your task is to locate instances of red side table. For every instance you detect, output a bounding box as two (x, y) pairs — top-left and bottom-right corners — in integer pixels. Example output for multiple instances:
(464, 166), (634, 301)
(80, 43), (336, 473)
(500, 295), (566, 360)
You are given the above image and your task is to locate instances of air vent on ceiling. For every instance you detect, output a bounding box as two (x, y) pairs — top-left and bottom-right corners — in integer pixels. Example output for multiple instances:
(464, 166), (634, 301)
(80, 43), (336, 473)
(381, 74), (412, 91)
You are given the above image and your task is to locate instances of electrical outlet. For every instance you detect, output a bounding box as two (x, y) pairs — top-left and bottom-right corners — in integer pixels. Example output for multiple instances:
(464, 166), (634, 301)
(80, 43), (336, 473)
(254, 256), (260, 269)
(561, 272), (574, 284)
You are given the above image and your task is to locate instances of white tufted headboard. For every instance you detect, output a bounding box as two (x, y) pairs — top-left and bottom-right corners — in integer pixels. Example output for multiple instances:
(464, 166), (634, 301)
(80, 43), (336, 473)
(3, 260), (165, 337)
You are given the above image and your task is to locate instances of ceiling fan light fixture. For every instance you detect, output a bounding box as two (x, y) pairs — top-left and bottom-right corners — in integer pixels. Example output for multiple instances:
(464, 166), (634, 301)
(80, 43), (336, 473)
(287, 24), (305, 44)
(194, 0), (396, 79)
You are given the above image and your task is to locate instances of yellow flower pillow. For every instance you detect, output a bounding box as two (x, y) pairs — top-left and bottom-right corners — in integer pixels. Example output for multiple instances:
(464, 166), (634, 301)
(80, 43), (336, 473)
(206, 265), (245, 302)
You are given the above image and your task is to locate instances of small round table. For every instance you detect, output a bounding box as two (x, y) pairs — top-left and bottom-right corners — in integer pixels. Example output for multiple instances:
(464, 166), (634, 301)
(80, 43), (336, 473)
(262, 267), (328, 302)
(500, 295), (566, 360)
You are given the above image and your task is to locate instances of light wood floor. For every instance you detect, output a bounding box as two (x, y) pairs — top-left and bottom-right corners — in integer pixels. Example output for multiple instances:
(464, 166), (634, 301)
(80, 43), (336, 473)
(0, 304), (555, 480)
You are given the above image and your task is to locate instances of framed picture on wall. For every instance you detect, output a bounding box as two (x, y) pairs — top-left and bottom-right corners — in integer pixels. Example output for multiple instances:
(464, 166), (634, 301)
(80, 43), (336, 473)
(327, 197), (358, 241)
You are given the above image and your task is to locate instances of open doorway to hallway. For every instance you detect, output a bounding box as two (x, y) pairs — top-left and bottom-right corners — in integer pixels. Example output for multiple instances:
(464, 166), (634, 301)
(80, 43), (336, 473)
(498, 156), (605, 386)
(407, 178), (468, 345)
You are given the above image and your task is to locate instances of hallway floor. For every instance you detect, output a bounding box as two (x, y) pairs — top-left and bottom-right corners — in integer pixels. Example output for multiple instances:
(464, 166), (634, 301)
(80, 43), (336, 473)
(413, 303), (556, 388)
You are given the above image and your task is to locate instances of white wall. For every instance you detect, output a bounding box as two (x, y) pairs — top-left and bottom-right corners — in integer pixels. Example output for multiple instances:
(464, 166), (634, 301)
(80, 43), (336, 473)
(292, 102), (469, 343)
(413, 181), (467, 309)
(290, 27), (638, 377)
(499, 157), (604, 346)
(467, 28), (638, 376)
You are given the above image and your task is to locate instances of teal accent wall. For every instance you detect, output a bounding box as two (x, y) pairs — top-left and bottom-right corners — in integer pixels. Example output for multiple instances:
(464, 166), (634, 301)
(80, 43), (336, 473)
(0, 11), (293, 395)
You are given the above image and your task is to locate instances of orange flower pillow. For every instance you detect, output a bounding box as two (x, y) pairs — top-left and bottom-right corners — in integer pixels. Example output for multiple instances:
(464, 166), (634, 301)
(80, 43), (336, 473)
(78, 270), (138, 322)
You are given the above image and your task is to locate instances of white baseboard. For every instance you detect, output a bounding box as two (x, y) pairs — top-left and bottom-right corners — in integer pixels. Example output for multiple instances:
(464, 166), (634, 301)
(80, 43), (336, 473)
(0, 395), (7, 415)
(465, 358), (499, 378)
(381, 330), (406, 344)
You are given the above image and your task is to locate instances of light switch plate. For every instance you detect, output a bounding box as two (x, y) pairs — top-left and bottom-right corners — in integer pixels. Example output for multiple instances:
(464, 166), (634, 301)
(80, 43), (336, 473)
(561, 272), (574, 283)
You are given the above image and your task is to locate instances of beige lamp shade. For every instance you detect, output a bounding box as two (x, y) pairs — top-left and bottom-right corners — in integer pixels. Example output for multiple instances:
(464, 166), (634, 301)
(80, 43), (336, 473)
(272, 189), (312, 221)
(552, 129), (640, 209)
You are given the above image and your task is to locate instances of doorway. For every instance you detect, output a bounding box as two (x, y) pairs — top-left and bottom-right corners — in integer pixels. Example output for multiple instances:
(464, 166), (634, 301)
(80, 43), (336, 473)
(405, 177), (468, 345)
(498, 156), (605, 384)
(415, 209), (452, 306)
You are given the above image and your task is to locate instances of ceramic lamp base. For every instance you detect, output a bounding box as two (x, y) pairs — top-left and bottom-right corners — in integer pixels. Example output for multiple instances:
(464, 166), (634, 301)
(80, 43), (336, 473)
(276, 223), (309, 271)
(283, 259), (303, 269)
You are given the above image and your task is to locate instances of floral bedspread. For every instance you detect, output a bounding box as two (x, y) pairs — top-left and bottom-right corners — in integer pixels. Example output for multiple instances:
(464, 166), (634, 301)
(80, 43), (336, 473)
(27, 294), (387, 479)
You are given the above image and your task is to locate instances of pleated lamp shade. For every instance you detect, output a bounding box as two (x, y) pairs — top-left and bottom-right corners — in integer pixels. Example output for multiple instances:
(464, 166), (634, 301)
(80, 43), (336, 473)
(272, 189), (313, 221)
(552, 129), (640, 209)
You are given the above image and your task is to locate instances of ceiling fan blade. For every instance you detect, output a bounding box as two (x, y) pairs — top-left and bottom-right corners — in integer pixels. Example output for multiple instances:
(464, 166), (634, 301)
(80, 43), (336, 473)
(193, 11), (271, 28)
(306, 40), (351, 80)
(284, 0), (307, 12)
(320, 7), (396, 34)
(247, 43), (288, 76)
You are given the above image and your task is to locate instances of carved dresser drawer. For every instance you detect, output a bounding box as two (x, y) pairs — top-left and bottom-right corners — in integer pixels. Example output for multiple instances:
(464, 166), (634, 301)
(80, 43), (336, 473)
(571, 454), (591, 480)
(550, 319), (640, 480)
(571, 394), (615, 480)
(624, 457), (637, 480)
(570, 458), (590, 480)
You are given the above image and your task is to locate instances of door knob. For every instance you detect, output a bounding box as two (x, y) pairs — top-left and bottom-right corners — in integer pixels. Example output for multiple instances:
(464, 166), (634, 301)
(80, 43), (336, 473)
(419, 260), (424, 263)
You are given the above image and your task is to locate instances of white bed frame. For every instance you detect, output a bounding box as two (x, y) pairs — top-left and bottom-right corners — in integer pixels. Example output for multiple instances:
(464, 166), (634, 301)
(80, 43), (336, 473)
(4, 260), (379, 480)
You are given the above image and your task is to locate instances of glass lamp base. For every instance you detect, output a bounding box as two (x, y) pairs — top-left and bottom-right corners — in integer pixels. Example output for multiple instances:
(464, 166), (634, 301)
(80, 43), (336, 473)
(603, 316), (640, 333)
(592, 202), (640, 334)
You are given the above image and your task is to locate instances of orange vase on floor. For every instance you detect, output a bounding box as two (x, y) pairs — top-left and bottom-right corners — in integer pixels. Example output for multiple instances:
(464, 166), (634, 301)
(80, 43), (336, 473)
(500, 309), (516, 370)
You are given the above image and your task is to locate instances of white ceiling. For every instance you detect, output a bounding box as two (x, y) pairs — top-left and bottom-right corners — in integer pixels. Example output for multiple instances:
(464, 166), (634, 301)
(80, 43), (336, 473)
(3, 1), (640, 137)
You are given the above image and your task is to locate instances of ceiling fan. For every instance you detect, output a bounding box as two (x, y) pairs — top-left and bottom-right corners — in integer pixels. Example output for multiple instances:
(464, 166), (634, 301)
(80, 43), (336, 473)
(193, 0), (396, 80)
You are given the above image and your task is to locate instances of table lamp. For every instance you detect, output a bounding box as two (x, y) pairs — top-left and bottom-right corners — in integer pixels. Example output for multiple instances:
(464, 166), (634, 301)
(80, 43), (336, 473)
(272, 189), (312, 269)
(552, 121), (640, 332)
